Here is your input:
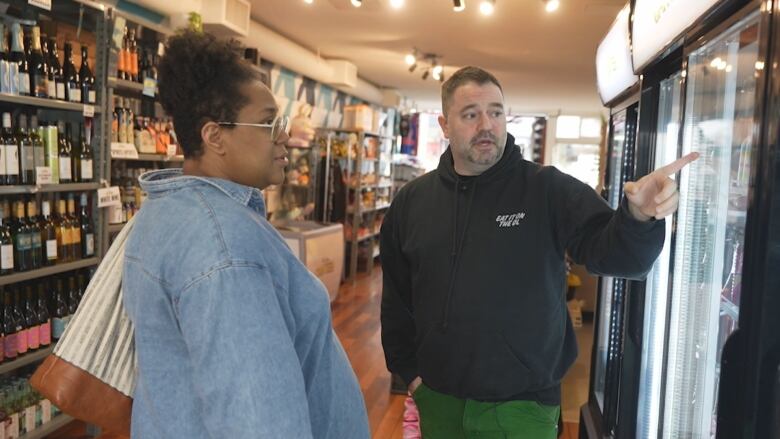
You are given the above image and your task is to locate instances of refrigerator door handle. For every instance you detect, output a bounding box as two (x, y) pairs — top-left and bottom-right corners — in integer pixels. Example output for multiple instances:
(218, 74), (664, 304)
(716, 329), (744, 439)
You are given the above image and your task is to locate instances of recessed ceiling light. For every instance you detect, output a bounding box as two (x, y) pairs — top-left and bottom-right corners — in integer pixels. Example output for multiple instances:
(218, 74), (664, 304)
(405, 54), (416, 65)
(303, 0), (313, 4)
(453, 0), (465, 12)
(545, 0), (559, 13)
(390, 0), (405, 8)
(479, 0), (495, 16)
(351, 0), (362, 7)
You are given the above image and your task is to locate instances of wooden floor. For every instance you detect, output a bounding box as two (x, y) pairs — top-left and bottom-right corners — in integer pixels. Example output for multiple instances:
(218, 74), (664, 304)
(47, 264), (580, 438)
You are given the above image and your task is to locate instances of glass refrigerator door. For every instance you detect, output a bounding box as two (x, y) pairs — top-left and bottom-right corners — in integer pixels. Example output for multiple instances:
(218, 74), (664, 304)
(594, 110), (628, 411)
(663, 11), (759, 439)
(637, 71), (683, 439)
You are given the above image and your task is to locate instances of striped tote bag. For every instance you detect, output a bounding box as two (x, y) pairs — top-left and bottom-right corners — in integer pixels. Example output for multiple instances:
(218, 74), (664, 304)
(30, 217), (136, 437)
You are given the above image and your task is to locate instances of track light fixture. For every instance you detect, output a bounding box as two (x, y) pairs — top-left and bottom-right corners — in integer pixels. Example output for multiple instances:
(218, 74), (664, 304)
(350, 0), (362, 7)
(453, 0), (465, 12)
(404, 51), (447, 81)
(479, 0), (495, 15)
(432, 65), (443, 81)
(544, 0), (559, 12)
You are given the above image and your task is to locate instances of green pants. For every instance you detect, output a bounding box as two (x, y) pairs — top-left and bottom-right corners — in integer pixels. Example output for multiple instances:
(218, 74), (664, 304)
(412, 383), (560, 439)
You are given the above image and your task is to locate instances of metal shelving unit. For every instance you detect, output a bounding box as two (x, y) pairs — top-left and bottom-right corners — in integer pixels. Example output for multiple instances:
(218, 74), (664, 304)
(19, 414), (75, 439)
(0, 183), (101, 195)
(0, 93), (101, 114)
(0, 347), (54, 376)
(0, 259), (100, 287)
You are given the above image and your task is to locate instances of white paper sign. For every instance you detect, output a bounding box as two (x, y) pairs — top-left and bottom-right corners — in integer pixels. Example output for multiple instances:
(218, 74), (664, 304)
(83, 104), (95, 117)
(166, 144), (177, 157)
(111, 142), (139, 159)
(143, 77), (157, 97)
(98, 186), (122, 208)
(35, 167), (53, 184)
(40, 400), (51, 423)
(632, 0), (721, 71)
(596, 6), (638, 105)
(28, 0), (51, 10)
(113, 17), (127, 49)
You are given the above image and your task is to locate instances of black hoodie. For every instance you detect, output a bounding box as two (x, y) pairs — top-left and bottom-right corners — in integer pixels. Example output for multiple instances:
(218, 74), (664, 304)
(380, 134), (664, 404)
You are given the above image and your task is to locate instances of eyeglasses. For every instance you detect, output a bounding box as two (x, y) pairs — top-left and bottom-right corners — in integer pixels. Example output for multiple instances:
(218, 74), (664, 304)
(217, 115), (290, 142)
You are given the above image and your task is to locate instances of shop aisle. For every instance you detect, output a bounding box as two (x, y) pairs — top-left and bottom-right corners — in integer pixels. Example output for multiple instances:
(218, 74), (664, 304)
(331, 266), (407, 438)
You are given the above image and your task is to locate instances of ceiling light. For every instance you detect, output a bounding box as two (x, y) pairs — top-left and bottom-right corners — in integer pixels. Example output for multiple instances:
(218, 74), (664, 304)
(405, 53), (416, 65)
(479, 0), (495, 15)
(545, 0), (559, 13)
(303, 0), (313, 3)
(390, 0), (404, 8)
(453, 0), (465, 12)
(351, 0), (362, 7)
(422, 69), (430, 80)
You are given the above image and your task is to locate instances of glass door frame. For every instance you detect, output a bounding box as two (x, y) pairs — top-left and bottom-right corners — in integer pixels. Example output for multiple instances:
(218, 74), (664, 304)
(615, 48), (686, 439)
(582, 96), (639, 439)
(660, 1), (769, 437)
(713, 0), (780, 437)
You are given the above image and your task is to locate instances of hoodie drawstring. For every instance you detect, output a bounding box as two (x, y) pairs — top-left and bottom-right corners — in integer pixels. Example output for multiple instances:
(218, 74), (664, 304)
(441, 180), (477, 330)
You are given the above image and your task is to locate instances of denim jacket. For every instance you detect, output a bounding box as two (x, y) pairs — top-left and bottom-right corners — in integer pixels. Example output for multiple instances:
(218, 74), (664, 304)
(122, 169), (369, 438)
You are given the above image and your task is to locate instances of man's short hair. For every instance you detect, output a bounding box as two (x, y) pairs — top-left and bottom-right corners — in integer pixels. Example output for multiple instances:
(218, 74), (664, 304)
(441, 66), (503, 117)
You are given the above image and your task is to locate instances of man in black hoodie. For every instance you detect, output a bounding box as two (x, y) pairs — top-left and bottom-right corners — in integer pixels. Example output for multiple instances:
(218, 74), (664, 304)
(380, 66), (697, 438)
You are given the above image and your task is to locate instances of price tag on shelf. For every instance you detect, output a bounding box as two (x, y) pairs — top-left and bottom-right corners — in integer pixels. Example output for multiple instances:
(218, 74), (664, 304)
(166, 144), (178, 158)
(111, 142), (140, 159)
(83, 104), (95, 117)
(112, 16), (127, 49)
(143, 77), (157, 97)
(98, 186), (122, 208)
(36, 167), (53, 184)
(41, 399), (52, 423)
(28, 0), (51, 10)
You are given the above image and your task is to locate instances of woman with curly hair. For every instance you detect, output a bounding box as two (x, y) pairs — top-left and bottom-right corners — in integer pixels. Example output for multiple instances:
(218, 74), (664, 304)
(121, 31), (370, 438)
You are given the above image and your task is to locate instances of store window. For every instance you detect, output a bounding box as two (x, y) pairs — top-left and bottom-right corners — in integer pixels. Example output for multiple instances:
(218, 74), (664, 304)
(507, 115), (537, 157)
(551, 115), (604, 188)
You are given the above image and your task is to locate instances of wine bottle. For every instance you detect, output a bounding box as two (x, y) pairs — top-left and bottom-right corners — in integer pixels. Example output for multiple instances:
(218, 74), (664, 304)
(29, 26), (48, 98)
(40, 200), (57, 266)
(24, 286), (39, 351)
(63, 42), (80, 103)
(3, 288), (17, 360)
(80, 123), (93, 182)
(3, 113), (19, 185)
(12, 202), (31, 271)
(79, 45), (95, 104)
(0, 210), (14, 275)
(9, 24), (29, 96)
(37, 282), (51, 347)
(26, 200), (41, 269)
(79, 194), (94, 258)
(57, 122), (72, 183)
(49, 38), (65, 100)
(16, 114), (34, 185)
(52, 279), (68, 340)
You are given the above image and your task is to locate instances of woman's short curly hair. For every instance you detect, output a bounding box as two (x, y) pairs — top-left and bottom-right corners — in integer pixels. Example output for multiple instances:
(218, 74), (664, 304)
(158, 31), (259, 158)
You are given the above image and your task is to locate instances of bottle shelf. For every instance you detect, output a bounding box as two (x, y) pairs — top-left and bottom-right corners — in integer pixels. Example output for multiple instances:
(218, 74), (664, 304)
(0, 183), (100, 195)
(108, 223), (126, 234)
(0, 258), (99, 287)
(19, 413), (74, 439)
(0, 93), (100, 114)
(0, 345), (53, 376)
(107, 77), (145, 93)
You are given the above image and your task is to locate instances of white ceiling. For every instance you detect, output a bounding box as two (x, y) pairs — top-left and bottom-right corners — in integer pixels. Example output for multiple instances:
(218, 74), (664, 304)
(252, 0), (625, 115)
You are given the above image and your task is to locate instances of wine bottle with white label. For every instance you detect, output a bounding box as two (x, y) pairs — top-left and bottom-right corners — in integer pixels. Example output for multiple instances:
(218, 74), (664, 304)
(79, 194), (94, 258)
(0, 209), (14, 275)
(40, 200), (57, 266)
(57, 122), (72, 183)
(63, 42), (80, 103)
(3, 113), (19, 185)
(79, 123), (93, 182)
(79, 45), (95, 105)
